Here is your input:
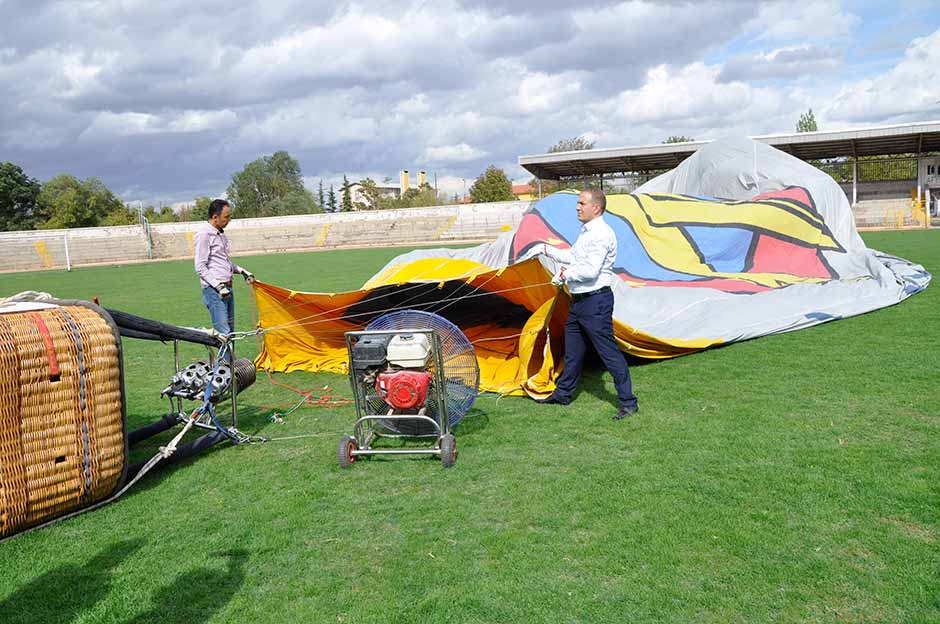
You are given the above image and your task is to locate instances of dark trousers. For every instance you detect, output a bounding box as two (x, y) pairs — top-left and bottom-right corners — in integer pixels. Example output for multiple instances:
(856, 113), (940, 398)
(554, 287), (637, 409)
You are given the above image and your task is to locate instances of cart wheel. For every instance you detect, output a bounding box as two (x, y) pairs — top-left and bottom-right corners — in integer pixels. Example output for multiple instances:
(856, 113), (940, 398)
(440, 434), (456, 468)
(338, 435), (358, 468)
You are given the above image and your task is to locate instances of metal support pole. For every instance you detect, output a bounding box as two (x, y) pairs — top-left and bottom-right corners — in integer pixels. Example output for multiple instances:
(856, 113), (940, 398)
(229, 337), (237, 429)
(63, 231), (71, 271)
(927, 188), (932, 231)
(537, 179), (542, 200)
(852, 158), (857, 207)
(599, 173), (604, 191)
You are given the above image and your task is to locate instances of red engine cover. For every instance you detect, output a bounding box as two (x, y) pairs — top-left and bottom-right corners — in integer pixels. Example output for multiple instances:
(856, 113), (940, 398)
(375, 371), (433, 410)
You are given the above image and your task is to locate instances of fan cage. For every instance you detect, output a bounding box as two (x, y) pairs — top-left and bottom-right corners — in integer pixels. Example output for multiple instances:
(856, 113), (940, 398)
(363, 310), (479, 435)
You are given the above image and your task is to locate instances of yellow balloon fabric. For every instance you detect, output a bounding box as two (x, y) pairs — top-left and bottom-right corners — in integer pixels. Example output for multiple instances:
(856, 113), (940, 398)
(252, 257), (717, 397)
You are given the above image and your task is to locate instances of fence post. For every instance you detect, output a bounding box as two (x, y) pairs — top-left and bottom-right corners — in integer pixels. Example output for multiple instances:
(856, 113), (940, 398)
(852, 158), (857, 207)
(141, 218), (153, 259)
(64, 231), (71, 271)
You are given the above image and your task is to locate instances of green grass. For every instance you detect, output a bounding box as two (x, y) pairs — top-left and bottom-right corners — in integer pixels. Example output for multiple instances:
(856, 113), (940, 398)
(1, 232), (939, 623)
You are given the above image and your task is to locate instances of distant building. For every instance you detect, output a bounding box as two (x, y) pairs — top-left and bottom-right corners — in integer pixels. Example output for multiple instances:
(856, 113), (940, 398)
(347, 170), (429, 209)
(512, 184), (537, 200)
(347, 181), (401, 209)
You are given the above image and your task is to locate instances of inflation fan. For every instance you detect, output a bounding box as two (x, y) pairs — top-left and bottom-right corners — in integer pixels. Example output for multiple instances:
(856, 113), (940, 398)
(338, 310), (480, 468)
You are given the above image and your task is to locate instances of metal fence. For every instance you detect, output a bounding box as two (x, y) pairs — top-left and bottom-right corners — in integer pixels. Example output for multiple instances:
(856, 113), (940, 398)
(816, 157), (918, 183)
(558, 170), (671, 194)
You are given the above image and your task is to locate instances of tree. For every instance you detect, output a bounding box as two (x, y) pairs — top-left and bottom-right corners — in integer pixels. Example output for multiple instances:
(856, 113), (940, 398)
(405, 184), (443, 207)
(37, 174), (125, 229)
(318, 180), (325, 210)
(469, 166), (514, 203)
(0, 162), (42, 231)
(527, 136), (597, 196)
(226, 150), (306, 218)
(341, 175), (353, 212)
(548, 136), (595, 153)
(100, 204), (137, 226)
(141, 204), (179, 223)
(353, 178), (383, 211)
(796, 109), (818, 133)
(269, 188), (321, 215)
(178, 196), (211, 222)
(663, 135), (694, 143)
(328, 184), (337, 212)
(384, 183), (444, 209)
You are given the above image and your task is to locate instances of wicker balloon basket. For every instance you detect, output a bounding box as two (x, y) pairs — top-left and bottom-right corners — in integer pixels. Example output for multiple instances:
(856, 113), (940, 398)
(0, 300), (127, 538)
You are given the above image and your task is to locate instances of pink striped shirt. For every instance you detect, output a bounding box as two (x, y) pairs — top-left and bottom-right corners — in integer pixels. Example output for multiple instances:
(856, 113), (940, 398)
(193, 222), (244, 290)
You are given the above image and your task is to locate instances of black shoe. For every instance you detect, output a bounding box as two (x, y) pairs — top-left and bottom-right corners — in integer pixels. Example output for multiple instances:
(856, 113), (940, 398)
(613, 405), (638, 420)
(533, 395), (570, 405)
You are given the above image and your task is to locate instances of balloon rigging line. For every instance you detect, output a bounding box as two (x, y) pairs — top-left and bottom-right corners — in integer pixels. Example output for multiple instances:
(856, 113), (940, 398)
(252, 281), (555, 336)
(250, 277), (442, 323)
(246, 258), (497, 324)
(426, 270), (502, 317)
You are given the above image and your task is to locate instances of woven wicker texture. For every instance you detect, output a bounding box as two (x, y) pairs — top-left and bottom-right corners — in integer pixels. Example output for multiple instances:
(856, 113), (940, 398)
(0, 304), (125, 537)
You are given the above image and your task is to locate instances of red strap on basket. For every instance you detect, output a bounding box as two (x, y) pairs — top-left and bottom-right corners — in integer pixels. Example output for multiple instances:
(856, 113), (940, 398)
(30, 312), (60, 381)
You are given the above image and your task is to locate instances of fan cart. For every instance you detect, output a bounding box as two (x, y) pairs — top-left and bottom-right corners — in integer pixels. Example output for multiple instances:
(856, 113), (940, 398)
(338, 311), (479, 468)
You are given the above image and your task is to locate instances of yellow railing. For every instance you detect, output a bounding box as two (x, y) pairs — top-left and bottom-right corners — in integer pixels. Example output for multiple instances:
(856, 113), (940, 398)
(910, 189), (928, 227)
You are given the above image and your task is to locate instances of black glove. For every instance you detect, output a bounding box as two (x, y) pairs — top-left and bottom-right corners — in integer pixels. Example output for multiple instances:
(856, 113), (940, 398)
(217, 284), (232, 299)
(239, 268), (255, 283)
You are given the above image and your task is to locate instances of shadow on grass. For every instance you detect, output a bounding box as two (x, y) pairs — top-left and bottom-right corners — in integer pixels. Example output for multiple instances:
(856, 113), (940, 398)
(120, 403), (259, 498)
(578, 374), (621, 410)
(0, 538), (145, 624)
(122, 549), (248, 624)
(454, 407), (489, 436)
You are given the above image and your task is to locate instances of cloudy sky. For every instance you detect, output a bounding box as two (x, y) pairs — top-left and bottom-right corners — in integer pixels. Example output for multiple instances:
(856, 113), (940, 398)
(1, 0), (939, 204)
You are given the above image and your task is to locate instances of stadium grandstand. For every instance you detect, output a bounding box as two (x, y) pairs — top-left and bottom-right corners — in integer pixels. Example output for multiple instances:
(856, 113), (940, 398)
(519, 120), (940, 228)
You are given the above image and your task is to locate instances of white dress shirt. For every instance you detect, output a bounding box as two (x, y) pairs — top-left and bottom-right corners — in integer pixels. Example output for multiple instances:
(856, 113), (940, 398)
(543, 215), (617, 294)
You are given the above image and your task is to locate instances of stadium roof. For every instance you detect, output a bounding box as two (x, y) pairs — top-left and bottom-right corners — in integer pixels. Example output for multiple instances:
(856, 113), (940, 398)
(519, 120), (940, 180)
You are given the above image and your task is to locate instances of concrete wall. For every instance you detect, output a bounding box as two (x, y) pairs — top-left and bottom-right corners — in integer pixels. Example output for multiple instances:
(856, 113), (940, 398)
(0, 201), (532, 273)
(0, 226), (149, 272)
(838, 180), (919, 228)
(839, 179), (913, 203)
(2, 187), (927, 273)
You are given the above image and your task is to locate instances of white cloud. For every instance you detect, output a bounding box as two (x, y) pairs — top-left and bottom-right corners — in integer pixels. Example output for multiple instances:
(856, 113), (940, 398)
(422, 143), (488, 163)
(60, 51), (108, 98)
(236, 93), (379, 149)
(166, 110), (239, 133)
(79, 109), (239, 140)
(514, 72), (581, 113)
(718, 45), (842, 82)
(0, 0), (934, 205)
(749, 1), (860, 42)
(824, 30), (940, 123)
(593, 62), (800, 131)
(80, 112), (159, 138)
(395, 94), (431, 115)
(434, 175), (472, 198)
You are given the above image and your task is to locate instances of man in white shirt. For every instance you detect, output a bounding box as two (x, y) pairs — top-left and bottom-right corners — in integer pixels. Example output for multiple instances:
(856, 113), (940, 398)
(193, 199), (256, 339)
(535, 188), (638, 420)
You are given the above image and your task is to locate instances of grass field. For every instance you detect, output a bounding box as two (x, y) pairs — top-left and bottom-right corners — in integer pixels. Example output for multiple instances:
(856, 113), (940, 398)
(1, 230), (938, 623)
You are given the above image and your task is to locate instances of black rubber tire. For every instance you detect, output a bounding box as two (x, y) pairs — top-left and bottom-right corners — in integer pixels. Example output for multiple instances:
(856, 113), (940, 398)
(440, 434), (456, 468)
(338, 435), (357, 468)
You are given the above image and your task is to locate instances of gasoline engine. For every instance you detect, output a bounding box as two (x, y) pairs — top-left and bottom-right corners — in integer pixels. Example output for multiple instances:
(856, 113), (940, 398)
(351, 333), (435, 415)
(339, 310), (480, 469)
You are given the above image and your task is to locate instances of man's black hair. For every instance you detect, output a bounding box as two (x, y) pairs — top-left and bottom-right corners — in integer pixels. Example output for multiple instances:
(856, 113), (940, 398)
(208, 199), (230, 220)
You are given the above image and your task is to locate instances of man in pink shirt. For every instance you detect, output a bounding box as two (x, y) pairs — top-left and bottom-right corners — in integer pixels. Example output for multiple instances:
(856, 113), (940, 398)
(193, 199), (256, 338)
